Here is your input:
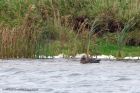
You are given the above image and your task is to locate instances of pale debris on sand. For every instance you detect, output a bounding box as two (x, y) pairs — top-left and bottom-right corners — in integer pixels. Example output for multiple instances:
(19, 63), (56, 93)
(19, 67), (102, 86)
(36, 54), (139, 60)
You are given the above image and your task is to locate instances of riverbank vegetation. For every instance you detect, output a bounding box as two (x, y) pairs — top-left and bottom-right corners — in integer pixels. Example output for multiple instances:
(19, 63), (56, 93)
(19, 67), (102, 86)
(0, 0), (140, 58)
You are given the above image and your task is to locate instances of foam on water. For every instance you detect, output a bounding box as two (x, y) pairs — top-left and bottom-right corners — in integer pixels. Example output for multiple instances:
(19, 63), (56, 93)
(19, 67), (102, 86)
(0, 59), (140, 93)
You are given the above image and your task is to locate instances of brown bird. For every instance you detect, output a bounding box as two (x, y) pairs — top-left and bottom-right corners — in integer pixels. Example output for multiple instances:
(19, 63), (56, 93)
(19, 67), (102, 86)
(80, 55), (100, 64)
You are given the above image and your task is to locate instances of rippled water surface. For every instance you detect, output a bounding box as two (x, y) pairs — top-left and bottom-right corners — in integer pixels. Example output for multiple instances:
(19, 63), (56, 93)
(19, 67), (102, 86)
(0, 59), (140, 93)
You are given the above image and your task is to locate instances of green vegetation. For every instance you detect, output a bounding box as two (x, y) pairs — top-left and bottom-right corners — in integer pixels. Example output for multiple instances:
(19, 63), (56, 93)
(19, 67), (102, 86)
(0, 0), (140, 58)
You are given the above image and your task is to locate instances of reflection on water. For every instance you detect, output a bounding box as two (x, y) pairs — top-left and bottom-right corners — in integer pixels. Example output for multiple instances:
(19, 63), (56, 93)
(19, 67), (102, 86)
(0, 59), (140, 93)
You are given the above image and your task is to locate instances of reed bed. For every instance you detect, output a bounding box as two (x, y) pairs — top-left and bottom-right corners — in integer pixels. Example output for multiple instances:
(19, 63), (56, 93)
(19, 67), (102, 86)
(0, 0), (140, 58)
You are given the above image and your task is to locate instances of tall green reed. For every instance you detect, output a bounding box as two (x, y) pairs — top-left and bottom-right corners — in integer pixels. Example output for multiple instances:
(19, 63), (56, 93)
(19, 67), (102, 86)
(86, 18), (99, 57)
(116, 17), (137, 59)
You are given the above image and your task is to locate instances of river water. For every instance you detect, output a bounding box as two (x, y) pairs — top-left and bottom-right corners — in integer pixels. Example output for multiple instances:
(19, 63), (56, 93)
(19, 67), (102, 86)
(0, 59), (140, 93)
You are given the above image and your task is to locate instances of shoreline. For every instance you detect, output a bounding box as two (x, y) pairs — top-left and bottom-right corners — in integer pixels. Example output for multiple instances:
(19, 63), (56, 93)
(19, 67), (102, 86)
(42, 54), (140, 60)
(0, 54), (139, 61)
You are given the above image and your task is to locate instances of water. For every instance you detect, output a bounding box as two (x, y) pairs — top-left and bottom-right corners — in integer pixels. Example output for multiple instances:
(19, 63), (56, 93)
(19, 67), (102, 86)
(0, 59), (140, 93)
